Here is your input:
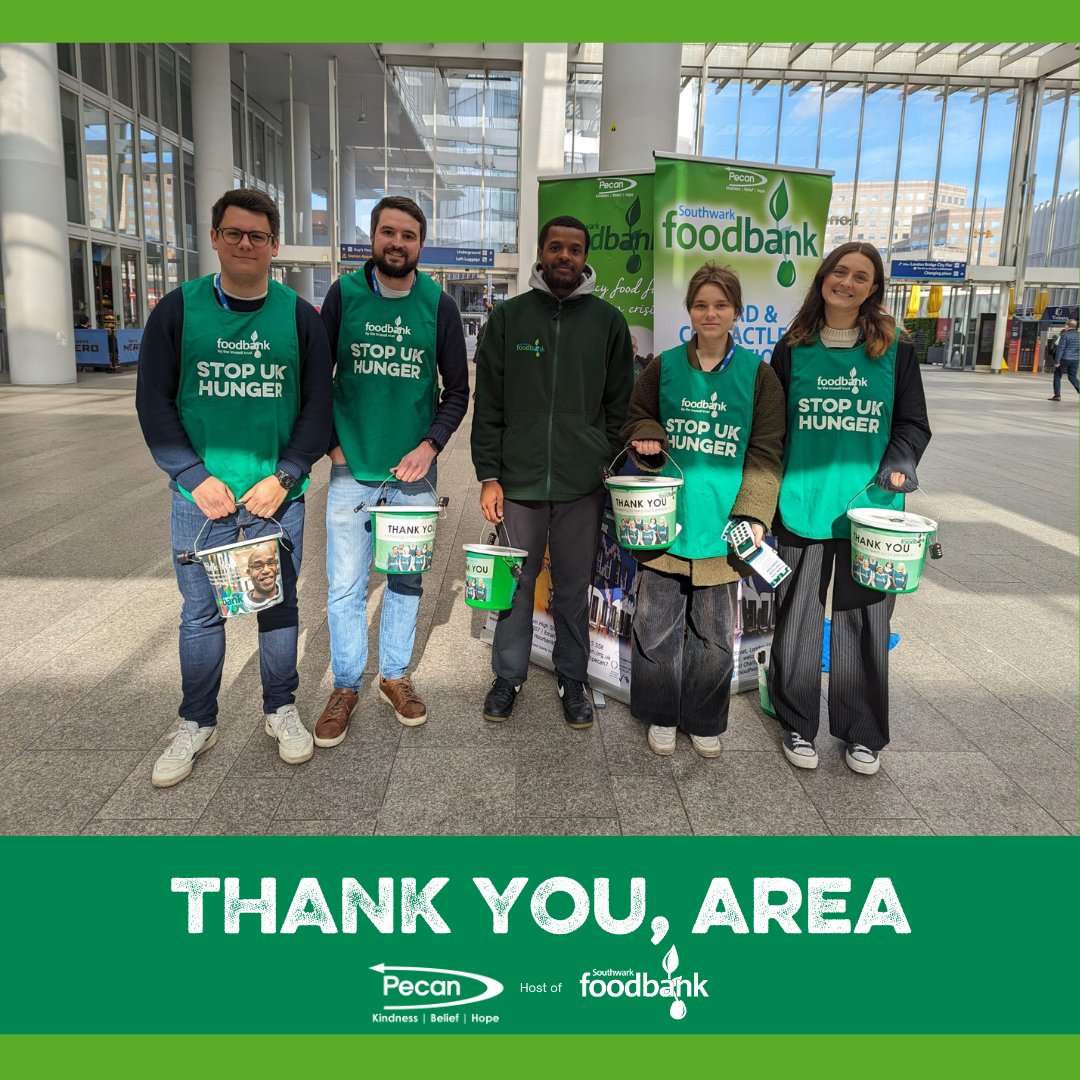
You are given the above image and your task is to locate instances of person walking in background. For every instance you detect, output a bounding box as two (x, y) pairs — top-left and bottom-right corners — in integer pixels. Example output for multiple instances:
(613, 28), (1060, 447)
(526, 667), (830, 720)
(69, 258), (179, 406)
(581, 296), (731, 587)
(471, 215), (634, 729)
(136, 188), (332, 787)
(317, 196), (468, 747)
(621, 263), (784, 758)
(768, 242), (931, 776)
(1049, 318), (1078, 401)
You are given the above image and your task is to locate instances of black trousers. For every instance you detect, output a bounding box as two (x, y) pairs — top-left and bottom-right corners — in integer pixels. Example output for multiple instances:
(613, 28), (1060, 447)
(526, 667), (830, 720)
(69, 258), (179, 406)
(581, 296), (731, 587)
(491, 488), (605, 684)
(630, 567), (738, 737)
(768, 533), (895, 751)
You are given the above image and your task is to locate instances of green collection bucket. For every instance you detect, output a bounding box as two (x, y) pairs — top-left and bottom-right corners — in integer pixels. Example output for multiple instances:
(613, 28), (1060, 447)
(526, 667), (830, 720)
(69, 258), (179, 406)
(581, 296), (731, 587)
(604, 447), (684, 552)
(360, 476), (445, 575)
(462, 523), (528, 612)
(846, 507), (938, 594)
(178, 521), (285, 619)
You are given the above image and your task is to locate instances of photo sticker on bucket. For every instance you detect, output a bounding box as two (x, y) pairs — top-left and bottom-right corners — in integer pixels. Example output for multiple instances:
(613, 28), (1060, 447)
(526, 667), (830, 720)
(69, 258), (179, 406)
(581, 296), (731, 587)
(604, 475), (684, 551)
(462, 543), (528, 611)
(370, 505), (441, 574)
(846, 508), (937, 594)
(195, 533), (285, 618)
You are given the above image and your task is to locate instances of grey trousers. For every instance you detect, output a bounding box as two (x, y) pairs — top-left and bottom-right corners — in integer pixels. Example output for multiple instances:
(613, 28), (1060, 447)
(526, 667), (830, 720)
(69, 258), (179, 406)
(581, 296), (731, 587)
(630, 567), (738, 737)
(768, 533), (895, 751)
(491, 488), (605, 684)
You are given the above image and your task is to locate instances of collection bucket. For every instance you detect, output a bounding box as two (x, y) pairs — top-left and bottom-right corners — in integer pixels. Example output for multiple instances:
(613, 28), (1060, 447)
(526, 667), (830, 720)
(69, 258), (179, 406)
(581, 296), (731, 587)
(190, 532), (285, 619)
(755, 647), (777, 718)
(370, 505), (441, 574)
(603, 447), (685, 552)
(846, 507), (938, 594)
(462, 535), (528, 612)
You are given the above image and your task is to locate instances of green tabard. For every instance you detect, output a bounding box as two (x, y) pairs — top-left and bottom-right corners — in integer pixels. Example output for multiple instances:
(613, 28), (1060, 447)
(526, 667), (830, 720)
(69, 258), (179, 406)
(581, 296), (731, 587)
(177, 276), (305, 504)
(658, 342), (759, 559)
(778, 335), (903, 539)
(334, 269), (441, 481)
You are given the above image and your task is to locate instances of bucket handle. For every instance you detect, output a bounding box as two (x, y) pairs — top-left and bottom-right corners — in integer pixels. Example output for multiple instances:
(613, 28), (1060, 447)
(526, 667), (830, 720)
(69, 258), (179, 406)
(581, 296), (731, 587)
(354, 472), (449, 514)
(178, 508), (292, 565)
(602, 443), (685, 482)
(846, 480), (942, 560)
(478, 519), (525, 581)
(481, 518), (521, 551)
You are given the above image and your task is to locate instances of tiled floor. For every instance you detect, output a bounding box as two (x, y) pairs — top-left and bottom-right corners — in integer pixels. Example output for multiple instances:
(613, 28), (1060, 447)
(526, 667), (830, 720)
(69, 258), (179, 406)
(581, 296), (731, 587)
(0, 365), (1075, 835)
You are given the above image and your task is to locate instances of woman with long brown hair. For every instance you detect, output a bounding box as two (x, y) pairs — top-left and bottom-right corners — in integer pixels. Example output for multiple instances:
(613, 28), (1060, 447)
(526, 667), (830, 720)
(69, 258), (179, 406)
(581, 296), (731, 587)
(767, 242), (931, 775)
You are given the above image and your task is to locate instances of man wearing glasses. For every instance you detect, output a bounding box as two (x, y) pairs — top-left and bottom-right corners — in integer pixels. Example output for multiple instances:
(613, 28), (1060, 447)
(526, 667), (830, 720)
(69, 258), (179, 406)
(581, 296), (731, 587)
(315, 196), (468, 747)
(136, 188), (332, 787)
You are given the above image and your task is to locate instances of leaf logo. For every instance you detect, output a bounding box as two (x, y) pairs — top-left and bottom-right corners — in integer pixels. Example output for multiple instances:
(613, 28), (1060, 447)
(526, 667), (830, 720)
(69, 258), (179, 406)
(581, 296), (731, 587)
(710, 392), (718, 402)
(849, 366), (860, 394)
(625, 197), (641, 228)
(394, 316), (402, 326)
(769, 180), (789, 223)
(250, 331), (258, 341)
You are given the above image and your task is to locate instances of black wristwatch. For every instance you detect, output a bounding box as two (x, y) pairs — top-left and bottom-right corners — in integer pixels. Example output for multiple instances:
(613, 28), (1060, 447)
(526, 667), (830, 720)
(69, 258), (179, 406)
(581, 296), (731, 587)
(423, 437), (442, 455)
(274, 468), (297, 491)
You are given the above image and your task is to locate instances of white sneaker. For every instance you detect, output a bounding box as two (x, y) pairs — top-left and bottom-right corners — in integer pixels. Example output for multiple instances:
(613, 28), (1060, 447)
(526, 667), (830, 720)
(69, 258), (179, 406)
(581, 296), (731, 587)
(691, 734), (721, 759)
(782, 729), (819, 769)
(152, 720), (218, 788)
(647, 724), (677, 756)
(845, 743), (881, 775)
(264, 703), (314, 764)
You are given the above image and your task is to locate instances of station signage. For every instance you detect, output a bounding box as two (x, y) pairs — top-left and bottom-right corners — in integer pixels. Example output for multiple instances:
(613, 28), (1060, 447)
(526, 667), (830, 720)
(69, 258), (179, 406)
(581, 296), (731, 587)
(340, 243), (494, 268)
(889, 259), (967, 281)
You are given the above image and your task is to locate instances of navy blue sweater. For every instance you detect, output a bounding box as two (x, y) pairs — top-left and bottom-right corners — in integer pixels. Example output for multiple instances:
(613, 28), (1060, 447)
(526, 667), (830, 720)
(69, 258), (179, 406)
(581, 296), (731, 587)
(320, 261), (470, 453)
(135, 284), (333, 495)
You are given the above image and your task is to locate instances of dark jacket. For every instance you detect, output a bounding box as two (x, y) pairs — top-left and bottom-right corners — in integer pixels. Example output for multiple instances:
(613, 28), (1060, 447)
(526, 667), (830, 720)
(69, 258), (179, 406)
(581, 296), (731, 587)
(770, 333), (932, 540)
(621, 336), (786, 585)
(471, 264), (634, 501)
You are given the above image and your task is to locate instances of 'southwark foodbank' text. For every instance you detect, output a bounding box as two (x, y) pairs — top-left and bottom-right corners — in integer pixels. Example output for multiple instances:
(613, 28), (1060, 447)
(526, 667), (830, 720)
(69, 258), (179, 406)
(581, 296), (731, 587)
(170, 875), (911, 935)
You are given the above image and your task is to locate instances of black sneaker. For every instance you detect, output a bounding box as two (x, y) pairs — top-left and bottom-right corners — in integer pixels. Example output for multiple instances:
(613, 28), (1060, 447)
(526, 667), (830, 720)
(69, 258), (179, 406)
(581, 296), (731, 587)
(483, 677), (520, 723)
(557, 676), (594, 729)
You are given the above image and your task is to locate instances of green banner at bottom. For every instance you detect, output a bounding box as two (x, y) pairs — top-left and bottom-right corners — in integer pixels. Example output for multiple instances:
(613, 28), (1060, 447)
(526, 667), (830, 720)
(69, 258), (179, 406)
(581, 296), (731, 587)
(1, 836), (1076, 1035)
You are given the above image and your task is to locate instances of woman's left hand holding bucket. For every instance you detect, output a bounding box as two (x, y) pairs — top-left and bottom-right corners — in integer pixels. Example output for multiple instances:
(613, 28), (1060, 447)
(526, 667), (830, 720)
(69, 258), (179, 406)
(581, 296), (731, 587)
(240, 475), (288, 519)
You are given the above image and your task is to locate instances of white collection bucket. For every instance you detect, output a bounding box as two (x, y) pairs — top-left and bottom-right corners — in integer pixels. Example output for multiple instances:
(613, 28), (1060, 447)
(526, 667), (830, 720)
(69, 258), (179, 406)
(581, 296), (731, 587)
(847, 507), (938, 594)
(604, 447), (684, 552)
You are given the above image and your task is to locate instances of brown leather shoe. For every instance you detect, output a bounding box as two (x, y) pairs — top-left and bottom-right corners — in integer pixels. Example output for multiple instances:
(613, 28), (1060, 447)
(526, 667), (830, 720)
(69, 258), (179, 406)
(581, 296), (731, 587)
(379, 675), (427, 726)
(314, 688), (358, 748)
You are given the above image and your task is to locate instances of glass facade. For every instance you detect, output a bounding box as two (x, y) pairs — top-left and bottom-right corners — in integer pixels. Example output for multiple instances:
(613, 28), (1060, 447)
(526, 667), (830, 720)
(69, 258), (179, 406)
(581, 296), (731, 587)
(35, 43), (1076, 355)
(57, 43), (200, 327)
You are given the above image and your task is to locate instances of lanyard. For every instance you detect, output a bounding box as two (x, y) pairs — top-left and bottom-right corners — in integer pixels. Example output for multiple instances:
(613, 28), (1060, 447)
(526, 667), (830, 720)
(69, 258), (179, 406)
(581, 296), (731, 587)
(370, 266), (417, 297)
(213, 274), (231, 311)
(717, 336), (737, 372)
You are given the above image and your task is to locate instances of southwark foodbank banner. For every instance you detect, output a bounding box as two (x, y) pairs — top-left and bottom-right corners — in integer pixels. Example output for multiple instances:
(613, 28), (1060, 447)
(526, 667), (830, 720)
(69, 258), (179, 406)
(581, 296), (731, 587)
(1, 836), (1078, 1043)
(653, 153), (833, 357)
(538, 170), (655, 364)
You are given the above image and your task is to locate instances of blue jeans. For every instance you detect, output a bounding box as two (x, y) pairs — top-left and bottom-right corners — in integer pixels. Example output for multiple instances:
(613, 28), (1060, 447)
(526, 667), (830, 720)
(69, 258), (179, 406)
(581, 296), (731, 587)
(170, 492), (305, 725)
(325, 464), (437, 690)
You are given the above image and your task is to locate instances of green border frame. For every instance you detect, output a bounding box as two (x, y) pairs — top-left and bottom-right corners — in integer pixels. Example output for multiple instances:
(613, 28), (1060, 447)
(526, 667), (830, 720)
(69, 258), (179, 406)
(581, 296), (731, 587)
(1, 3), (1078, 1068)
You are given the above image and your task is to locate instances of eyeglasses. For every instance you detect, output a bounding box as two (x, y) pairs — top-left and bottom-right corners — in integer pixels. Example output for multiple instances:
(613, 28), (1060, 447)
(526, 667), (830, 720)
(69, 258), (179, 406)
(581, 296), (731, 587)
(217, 227), (274, 248)
(248, 558), (279, 572)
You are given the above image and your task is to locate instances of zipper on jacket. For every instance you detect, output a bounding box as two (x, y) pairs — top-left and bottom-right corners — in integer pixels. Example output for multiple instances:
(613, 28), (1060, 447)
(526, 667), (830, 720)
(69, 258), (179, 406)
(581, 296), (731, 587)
(545, 299), (562, 499)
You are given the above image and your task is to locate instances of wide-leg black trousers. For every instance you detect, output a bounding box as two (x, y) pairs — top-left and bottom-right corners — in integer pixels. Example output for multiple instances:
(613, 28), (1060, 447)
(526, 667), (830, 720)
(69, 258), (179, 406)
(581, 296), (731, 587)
(768, 534), (895, 751)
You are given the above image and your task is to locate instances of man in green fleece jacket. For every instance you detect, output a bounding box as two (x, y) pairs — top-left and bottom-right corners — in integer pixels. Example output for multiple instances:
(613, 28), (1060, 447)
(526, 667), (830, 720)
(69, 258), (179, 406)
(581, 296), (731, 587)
(471, 215), (634, 729)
